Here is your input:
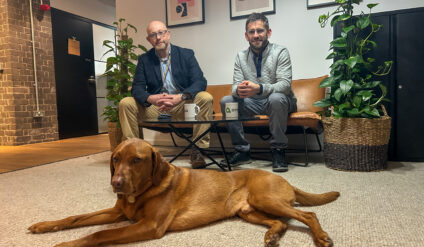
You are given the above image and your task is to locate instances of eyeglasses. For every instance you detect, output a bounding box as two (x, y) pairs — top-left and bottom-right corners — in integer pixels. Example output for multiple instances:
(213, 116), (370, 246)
(247, 28), (266, 36)
(147, 30), (169, 39)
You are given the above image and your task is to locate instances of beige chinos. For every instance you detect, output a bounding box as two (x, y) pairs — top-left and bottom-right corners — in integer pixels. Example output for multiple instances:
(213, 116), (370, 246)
(119, 91), (213, 148)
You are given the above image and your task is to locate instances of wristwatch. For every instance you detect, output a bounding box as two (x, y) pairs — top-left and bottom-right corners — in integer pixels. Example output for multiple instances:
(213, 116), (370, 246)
(181, 93), (189, 100)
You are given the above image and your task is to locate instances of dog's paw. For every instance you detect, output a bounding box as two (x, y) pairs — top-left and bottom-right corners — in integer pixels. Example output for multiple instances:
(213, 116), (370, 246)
(28, 221), (61, 233)
(54, 241), (79, 247)
(314, 233), (333, 247)
(264, 233), (280, 247)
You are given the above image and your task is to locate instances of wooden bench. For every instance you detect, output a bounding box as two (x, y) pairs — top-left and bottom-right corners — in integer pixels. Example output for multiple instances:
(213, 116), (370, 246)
(140, 75), (327, 165)
(205, 75), (327, 165)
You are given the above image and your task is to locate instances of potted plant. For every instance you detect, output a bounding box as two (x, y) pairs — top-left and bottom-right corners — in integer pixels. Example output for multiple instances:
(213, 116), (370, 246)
(313, 0), (393, 171)
(102, 18), (146, 151)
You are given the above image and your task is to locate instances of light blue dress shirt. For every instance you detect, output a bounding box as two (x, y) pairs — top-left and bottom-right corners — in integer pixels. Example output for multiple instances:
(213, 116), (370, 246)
(158, 47), (179, 94)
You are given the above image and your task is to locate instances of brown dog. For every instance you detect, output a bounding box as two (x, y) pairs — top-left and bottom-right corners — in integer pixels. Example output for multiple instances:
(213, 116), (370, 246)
(29, 138), (340, 247)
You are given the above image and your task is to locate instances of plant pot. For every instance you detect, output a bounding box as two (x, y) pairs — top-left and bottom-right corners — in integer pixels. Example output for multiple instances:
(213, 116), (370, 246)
(107, 122), (122, 152)
(322, 113), (391, 171)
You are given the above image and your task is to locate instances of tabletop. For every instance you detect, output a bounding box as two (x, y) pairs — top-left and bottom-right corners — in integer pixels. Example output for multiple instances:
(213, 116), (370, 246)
(143, 115), (259, 124)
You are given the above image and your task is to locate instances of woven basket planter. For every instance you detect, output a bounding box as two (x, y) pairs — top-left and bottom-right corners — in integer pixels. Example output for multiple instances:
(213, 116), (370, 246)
(322, 109), (391, 171)
(107, 122), (123, 152)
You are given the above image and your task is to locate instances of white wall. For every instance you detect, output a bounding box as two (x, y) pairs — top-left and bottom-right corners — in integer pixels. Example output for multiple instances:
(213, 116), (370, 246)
(117, 0), (424, 85)
(50, 0), (116, 25)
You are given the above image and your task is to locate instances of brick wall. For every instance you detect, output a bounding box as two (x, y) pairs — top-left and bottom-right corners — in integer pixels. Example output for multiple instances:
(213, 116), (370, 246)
(0, 0), (58, 145)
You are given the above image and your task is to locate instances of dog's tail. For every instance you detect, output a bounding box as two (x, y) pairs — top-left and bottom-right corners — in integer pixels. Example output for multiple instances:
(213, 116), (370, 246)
(293, 187), (340, 206)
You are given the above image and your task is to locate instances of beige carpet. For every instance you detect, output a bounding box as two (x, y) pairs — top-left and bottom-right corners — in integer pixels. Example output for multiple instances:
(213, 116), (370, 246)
(0, 151), (423, 247)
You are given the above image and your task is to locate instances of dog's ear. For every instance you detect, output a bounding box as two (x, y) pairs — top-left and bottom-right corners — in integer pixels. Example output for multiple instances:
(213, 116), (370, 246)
(151, 147), (170, 186)
(110, 153), (115, 182)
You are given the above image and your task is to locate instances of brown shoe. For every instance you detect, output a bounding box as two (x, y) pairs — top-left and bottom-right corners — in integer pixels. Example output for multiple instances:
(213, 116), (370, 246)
(190, 148), (207, 169)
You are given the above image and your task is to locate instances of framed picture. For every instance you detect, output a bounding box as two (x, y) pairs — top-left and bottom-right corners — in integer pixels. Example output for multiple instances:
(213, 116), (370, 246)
(230, 0), (276, 20)
(165, 0), (205, 28)
(307, 0), (338, 9)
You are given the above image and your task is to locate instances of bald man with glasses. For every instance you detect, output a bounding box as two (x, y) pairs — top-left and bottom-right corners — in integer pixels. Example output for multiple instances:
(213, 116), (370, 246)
(119, 20), (213, 169)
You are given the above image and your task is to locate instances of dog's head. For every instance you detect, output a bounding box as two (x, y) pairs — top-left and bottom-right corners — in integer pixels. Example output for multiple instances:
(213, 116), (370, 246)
(110, 138), (169, 197)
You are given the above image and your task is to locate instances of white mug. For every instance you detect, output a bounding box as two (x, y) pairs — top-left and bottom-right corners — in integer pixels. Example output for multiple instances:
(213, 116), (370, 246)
(225, 102), (238, 119)
(184, 103), (200, 120)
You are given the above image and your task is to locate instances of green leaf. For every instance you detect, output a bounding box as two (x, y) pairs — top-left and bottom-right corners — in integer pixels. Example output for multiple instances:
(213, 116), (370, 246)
(367, 40), (377, 48)
(318, 14), (328, 24)
(333, 73), (343, 81)
(334, 88), (343, 101)
(326, 52), (336, 59)
(313, 98), (332, 108)
(353, 95), (362, 107)
(338, 13), (351, 21)
(342, 25), (355, 33)
(364, 107), (380, 117)
(127, 23), (137, 32)
(330, 15), (341, 27)
(344, 56), (360, 68)
(340, 80), (354, 94)
(332, 110), (342, 118)
(331, 37), (347, 48)
(347, 108), (360, 117)
(372, 23), (382, 32)
(367, 3), (378, 9)
(319, 77), (335, 88)
(138, 44), (148, 52)
(365, 81), (380, 88)
(331, 59), (345, 69)
(352, 83), (362, 89)
(379, 83), (387, 98)
(356, 17), (371, 29)
(130, 53), (139, 60)
(357, 90), (373, 101)
(338, 102), (351, 111)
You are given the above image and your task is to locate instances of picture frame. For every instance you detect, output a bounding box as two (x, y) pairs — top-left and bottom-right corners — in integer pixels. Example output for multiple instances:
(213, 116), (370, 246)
(230, 0), (276, 20)
(307, 0), (338, 9)
(165, 0), (205, 28)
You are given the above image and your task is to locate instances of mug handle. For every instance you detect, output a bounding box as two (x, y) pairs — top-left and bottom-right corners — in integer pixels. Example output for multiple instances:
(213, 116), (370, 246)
(194, 105), (200, 115)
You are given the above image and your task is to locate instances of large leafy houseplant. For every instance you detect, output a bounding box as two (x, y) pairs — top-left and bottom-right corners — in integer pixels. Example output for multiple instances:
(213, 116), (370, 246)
(314, 0), (393, 171)
(102, 18), (146, 124)
(313, 0), (392, 118)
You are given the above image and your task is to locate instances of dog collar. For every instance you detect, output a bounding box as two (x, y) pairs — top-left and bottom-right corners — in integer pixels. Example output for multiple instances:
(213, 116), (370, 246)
(127, 195), (136, 203)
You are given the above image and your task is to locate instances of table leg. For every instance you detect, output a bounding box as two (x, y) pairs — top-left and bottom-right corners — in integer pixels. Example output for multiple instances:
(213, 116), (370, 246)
(213, 124), (232, 171)
(167, 124), (228, 171)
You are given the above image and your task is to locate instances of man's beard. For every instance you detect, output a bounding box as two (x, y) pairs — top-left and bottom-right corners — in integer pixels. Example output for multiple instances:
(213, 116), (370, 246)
(250, 38), (268, 53)
(155, 42), (169, 51)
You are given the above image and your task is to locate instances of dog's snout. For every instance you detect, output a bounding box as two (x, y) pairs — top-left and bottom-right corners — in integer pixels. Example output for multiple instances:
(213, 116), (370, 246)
(111, 176), (125, 190)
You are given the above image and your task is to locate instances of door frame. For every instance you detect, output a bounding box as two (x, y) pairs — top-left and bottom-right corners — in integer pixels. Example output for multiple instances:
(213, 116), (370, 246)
(51, 8), (116, 139)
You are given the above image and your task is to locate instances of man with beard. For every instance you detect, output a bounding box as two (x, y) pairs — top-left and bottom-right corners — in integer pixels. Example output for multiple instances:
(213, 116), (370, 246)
(119, 20), (213, 169)
(220, 13), (297, 172)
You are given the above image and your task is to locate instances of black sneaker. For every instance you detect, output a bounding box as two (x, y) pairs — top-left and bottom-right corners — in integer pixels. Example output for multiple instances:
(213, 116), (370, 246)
(222, 151), (251, 167)
(271, 149), (288, 172)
